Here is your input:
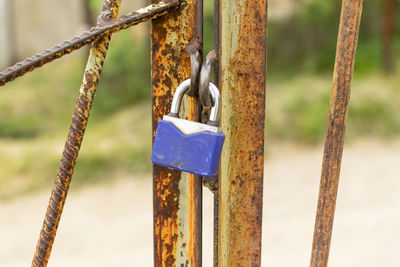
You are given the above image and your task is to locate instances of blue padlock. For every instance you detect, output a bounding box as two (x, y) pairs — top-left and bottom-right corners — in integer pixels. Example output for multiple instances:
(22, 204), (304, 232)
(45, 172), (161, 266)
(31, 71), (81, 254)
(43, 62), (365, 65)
(151, 79), (225, 178)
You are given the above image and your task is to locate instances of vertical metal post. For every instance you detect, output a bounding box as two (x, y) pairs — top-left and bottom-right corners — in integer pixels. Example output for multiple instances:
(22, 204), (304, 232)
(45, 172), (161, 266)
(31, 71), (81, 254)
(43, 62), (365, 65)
(217, 1), (267, 266)
(189, 0), (203, 266)
(310, 1), (363, 266)
(151, 0), (202, 266)
(213, 1), (220, 266)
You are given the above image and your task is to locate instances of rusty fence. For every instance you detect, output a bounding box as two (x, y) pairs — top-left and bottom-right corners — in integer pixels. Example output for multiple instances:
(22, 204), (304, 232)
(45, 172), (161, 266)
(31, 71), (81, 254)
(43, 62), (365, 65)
(0, 0), (364, 266)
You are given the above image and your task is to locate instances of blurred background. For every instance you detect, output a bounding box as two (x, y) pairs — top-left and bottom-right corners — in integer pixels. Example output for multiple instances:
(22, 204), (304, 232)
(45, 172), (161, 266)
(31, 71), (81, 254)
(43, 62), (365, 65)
(0, 0), (399, 266)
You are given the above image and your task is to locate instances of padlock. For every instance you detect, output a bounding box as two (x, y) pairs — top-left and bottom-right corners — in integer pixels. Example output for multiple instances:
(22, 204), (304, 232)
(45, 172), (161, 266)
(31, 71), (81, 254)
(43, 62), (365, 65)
(151, 79), (225, 178)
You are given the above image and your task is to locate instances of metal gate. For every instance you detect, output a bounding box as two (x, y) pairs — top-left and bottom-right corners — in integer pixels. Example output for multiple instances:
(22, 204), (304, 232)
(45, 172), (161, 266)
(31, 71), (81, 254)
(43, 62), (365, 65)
(0, 0), (363, 266)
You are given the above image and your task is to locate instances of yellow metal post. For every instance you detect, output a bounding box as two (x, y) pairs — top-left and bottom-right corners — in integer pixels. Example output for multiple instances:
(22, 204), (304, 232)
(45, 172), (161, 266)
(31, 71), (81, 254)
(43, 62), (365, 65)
(217, 0), (267, 266)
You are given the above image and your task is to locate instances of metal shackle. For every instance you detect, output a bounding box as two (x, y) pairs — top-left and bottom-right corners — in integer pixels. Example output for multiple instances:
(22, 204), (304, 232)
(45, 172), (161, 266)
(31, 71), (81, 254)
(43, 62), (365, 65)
(169, 79), (221, 124)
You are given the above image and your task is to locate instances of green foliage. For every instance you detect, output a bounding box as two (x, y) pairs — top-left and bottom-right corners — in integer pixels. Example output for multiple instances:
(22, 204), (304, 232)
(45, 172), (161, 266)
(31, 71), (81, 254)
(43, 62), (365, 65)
(0, 117), (42, 138)
(266, 0), (400, 144)
(92, 31), (151, 118)
(1, 0), (400, 200)
(203, 4), (216, 58)
(268, 76), (331, 143)
(0, 57), (83, 139)
(268, 74), (400, 144)
(0, 102), (153, 201)
(268, 1), (340, 76)
(88, 0), (103, 13)
(349, 99), (400, 135)
(268, 0), (397, 76)
(285, 91), (331, 143)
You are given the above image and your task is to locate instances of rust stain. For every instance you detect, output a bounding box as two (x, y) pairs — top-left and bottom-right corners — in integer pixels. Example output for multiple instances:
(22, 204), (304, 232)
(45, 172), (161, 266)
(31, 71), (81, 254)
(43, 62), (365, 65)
(187, 97), (202, 267)
(218, 0), (267, 266)
(187, 1), (202, 265)
(151, 0), (202, 266)
(188, 173), (201, 265)
(310, 1), (363, 267)
(31, 1), (121, 266)
(0, 1), (179, 87)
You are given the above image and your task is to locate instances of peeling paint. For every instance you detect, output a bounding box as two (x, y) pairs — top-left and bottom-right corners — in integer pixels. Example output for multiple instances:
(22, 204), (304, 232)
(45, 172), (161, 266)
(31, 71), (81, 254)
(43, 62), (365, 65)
(151, 0), (202, 266)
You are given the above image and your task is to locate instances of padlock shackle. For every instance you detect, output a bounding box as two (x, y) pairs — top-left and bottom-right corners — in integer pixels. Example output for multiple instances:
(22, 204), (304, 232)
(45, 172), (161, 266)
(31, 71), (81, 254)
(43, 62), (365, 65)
(169, 79), (221, 123)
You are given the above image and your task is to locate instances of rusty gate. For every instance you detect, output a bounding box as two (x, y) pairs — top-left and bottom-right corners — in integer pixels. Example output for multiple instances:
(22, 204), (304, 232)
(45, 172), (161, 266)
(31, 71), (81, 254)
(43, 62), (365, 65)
(0, 0), (363, 266)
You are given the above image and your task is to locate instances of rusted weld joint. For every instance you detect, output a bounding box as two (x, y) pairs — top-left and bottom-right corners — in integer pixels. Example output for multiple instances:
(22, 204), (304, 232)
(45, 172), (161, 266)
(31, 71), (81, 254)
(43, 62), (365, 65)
(97, 10), (115, 26)
(97, 0), (119, 27)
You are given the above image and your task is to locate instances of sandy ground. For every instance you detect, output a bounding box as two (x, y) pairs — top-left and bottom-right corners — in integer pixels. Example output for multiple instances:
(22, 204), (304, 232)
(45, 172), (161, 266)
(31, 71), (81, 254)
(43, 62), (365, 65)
(1, 138), (400, 266)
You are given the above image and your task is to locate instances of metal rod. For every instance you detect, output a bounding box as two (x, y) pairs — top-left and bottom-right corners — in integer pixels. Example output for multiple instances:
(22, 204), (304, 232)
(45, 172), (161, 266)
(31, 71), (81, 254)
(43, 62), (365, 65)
(310, 1), (363, 266)
(151, 0), (202, 266)
(0, 0), (179, 86)
(190, 2), (203, 266)
(179, 2), (203, 265)
(213, 1), (220, 265)
(382, 0), (395, 73)
(31, 1), (121, 266)
(217, 0), (267, 266)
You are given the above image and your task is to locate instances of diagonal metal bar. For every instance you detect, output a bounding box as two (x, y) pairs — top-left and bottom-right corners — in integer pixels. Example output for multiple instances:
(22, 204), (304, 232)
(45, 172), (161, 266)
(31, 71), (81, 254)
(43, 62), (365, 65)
(0, 0), (179, 87)
(31, 1), (121, 266)
(310, 1), (363, 266)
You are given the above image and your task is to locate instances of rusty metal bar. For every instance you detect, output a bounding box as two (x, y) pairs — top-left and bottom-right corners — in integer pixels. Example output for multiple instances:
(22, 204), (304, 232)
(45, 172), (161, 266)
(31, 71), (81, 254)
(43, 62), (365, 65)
(213, 1), (219, 265)
(31, 1), (121, 266)
(201, 3), (220, 266)
(187, 1), (203, 266)
(382, 0), (395, 73)
(151, 0), (202, 266)
(0, 0), (179, 87)
(310, 1), (363, 266)
(217, 0), (267, 266)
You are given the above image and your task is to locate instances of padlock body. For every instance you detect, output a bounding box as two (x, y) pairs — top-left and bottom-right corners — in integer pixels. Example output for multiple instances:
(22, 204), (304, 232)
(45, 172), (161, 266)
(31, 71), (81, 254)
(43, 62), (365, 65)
(151, 117), (225, 178)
